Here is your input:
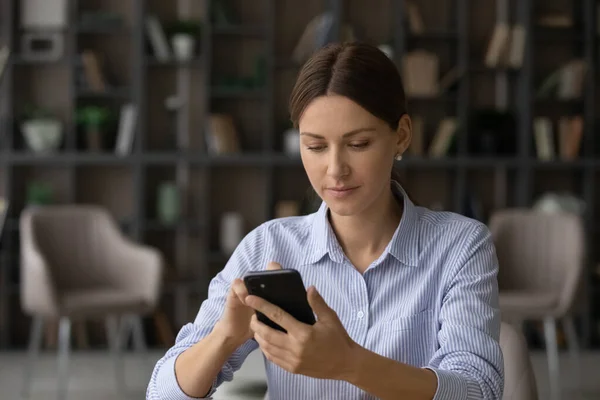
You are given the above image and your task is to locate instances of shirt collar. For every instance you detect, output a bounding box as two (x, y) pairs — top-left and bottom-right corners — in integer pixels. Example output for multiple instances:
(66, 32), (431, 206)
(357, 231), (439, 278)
(302, 180), (420, 267)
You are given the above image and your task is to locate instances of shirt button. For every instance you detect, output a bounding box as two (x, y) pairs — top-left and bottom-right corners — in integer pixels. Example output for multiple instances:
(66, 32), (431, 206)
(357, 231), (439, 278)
(357, 311), (364, 319)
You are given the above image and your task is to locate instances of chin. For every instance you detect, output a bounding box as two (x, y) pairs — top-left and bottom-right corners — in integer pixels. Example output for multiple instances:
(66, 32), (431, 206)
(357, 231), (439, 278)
(322, 195), (363, 217)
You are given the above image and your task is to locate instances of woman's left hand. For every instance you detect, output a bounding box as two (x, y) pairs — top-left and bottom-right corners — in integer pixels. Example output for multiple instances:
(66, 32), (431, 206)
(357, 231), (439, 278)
(245, 285), (358, 381)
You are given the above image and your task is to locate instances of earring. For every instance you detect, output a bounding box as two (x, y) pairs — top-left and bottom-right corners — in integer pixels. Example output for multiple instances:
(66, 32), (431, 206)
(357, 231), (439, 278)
(395, 153), (403, 161)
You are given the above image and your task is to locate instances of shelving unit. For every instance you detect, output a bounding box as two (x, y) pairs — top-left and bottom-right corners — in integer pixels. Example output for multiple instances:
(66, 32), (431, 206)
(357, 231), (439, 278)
(0, 0), (599, 350)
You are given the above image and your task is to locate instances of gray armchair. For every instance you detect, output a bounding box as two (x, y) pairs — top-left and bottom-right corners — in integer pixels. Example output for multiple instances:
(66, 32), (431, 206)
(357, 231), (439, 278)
(489, 209), (584, 400)
(19, 205), (164, 400)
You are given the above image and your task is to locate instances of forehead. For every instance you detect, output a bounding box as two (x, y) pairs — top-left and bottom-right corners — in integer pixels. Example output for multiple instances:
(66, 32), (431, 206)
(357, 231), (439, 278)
(299, 95), (381, 134)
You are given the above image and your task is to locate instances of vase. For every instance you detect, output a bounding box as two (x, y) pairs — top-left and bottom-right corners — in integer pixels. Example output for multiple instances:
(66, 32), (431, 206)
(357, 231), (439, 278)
(21, 119), (63, 153)
(283, 128), (300, 155)
(157, 182), (180, 224)
(171, 34), (195, 61)
(220, 212), (243, 255)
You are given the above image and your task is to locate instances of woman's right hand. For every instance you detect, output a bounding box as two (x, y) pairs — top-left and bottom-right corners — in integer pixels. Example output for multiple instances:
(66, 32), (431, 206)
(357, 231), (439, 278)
(215, 262), (282, 346)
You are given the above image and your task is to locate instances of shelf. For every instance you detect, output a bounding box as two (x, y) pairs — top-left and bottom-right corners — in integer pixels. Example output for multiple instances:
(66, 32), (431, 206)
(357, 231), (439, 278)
(7, 152), (135, 165)
(408, 30), (459, 40)
(11, 56), (67, 66)
(469, 63), (521, 74)
(146, 58), (204, 68)
(7, 153), (600, 169)
(75, 23), (130, 35)
(76, 87), (131, 99)
(210, 87), (267, 99)
(211, 25), (267, 37)
(5, 217), (133, 230)
(143, 220), (204, 232)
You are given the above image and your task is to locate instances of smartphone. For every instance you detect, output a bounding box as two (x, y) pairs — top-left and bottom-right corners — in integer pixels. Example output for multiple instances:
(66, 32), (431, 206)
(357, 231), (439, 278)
(243, 269), (316, 333)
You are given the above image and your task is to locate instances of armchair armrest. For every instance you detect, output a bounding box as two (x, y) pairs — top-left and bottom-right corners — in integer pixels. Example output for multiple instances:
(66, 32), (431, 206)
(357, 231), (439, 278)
(108, 235), (165, 310)
(19, 211), (59, 317)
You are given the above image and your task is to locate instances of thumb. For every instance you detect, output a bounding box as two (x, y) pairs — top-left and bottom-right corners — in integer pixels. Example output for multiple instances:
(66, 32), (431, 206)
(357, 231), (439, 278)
(307, 286), (333, 320)
(266, 261), (282, 270)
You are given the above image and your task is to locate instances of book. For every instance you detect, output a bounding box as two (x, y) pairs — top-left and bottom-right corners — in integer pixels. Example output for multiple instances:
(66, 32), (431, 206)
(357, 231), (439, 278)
(0, 197), (8, 244)
(0, 46), (9, 85)
(402, 50), (439, 98)
(428, 118), (457, 157)
(533, 117), (554, 160)
(485, 23), (511, 67)
(115, 103), (138, 156)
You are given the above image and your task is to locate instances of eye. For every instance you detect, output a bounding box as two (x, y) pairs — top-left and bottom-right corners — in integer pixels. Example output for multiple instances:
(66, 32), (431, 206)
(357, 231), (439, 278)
(306, 145), (326, 152)
(350, 141), (369, 149)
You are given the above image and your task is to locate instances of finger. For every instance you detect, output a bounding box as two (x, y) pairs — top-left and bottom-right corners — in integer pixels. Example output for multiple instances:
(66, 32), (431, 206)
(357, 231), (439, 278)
(254, 330), (293, 359)
(250, 314), (289, 349)
(231, 279), (249, 305)
(245, 295), (302, 332)
(266, 261), (282, 270)
(259, 344), (294, 373)
(306, 286), (333, 321)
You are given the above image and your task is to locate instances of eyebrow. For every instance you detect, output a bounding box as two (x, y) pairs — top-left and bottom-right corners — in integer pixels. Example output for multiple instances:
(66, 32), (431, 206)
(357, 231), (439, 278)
(299, 127), (377, 139)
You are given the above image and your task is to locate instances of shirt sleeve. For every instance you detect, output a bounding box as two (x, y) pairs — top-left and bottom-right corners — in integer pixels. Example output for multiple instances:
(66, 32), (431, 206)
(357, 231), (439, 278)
(146, 223), (267, 400)
(426, 223), (504, 400)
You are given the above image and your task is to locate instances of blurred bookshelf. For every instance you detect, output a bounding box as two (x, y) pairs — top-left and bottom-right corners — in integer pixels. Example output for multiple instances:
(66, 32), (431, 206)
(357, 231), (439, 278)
(0, 0), (599, 351)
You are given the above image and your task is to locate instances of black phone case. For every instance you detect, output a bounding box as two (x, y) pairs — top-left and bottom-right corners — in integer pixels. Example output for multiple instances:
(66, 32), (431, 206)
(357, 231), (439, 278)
(243, 269), (316, 333)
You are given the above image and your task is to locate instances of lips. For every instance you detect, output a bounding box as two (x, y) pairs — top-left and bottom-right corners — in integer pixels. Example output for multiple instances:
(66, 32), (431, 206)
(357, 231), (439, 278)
(326, 186), (359, 198)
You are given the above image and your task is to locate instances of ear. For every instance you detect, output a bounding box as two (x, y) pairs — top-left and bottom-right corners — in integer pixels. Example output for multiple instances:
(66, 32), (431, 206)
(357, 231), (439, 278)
(395, 114), (412, 155)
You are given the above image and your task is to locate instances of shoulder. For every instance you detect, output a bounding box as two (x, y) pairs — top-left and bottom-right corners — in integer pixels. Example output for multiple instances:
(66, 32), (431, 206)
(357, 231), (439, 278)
(236, 213), (316, 268)
(416, 205), (491, 242)
(415, 206), (495, 269)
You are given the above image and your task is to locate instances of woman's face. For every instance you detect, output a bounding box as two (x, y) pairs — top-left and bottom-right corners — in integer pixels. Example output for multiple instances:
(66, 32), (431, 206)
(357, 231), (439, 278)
(299, 95), (411, 217)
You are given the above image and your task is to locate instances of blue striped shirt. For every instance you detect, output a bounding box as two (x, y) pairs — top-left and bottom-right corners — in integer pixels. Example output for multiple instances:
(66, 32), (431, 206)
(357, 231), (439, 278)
(147, 181), (504, 399)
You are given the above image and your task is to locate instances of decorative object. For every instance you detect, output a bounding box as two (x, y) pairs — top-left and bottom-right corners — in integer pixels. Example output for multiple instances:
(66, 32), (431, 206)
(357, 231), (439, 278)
(167, 20), (201, 61)
(76, 106), (114, 151)
(402, 50), (439, 97)
(533, 192), (586, 216)
(378, 44), (394, 59)
(165, 95), (184, 148)
(20, 106), (63, 153)
(206, 114), (240, 154)
(21, 0), (67, 29)
(157, 182), (180, 224)
(21, 32), (64, 62)
(283, 128), (300, 155)
(220, 212), (243, 255)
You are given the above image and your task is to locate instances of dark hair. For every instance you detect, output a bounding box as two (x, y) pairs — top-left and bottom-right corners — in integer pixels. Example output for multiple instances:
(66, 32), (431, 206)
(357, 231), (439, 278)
(289, 41), (407, 184)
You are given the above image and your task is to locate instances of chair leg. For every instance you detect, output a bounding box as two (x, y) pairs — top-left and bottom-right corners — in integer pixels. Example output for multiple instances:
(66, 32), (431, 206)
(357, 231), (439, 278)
(543, 317), (561, 400)
(22, 316), (45, 399)
(105, 315), (126, 393)
(130, 315), (147, 353)
(56, 317), (72, 400)
(563, 316), (581, 397)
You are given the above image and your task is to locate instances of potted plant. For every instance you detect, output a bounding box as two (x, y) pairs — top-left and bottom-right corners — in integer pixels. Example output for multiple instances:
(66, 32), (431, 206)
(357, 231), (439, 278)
(20, 105), (63, 153)
(26, 181), (53, 206)
(76, 105), (112, 151)
(167, 19), (202, 61)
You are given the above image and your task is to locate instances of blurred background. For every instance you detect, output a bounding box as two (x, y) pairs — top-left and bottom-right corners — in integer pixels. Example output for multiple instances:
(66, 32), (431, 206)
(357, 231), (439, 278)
(0, 0), (599, 399)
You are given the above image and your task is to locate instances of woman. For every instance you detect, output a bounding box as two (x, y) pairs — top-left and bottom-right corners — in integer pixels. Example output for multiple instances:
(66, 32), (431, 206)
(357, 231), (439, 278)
(147, 41), (504, 400)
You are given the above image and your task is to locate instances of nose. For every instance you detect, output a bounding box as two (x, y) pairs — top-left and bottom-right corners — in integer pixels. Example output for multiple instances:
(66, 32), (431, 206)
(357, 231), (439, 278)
(326, 147), (349, 179)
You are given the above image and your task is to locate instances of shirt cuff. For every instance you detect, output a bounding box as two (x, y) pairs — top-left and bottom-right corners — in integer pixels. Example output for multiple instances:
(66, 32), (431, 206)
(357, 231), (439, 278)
(155, 354), (218, 399)
(426, 367), (482, 400)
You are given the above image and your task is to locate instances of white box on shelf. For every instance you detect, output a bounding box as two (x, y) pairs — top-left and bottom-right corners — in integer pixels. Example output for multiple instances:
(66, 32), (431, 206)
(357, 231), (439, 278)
(21, 0), (68, 29)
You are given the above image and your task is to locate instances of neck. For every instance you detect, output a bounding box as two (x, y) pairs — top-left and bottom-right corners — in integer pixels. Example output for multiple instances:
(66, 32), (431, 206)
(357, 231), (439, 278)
(328, 186), (403, 256)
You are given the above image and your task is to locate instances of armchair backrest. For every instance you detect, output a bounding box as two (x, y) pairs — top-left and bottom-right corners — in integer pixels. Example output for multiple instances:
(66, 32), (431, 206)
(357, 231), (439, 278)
(488, 209), (584, 313)
(20, 205), (123, 292)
